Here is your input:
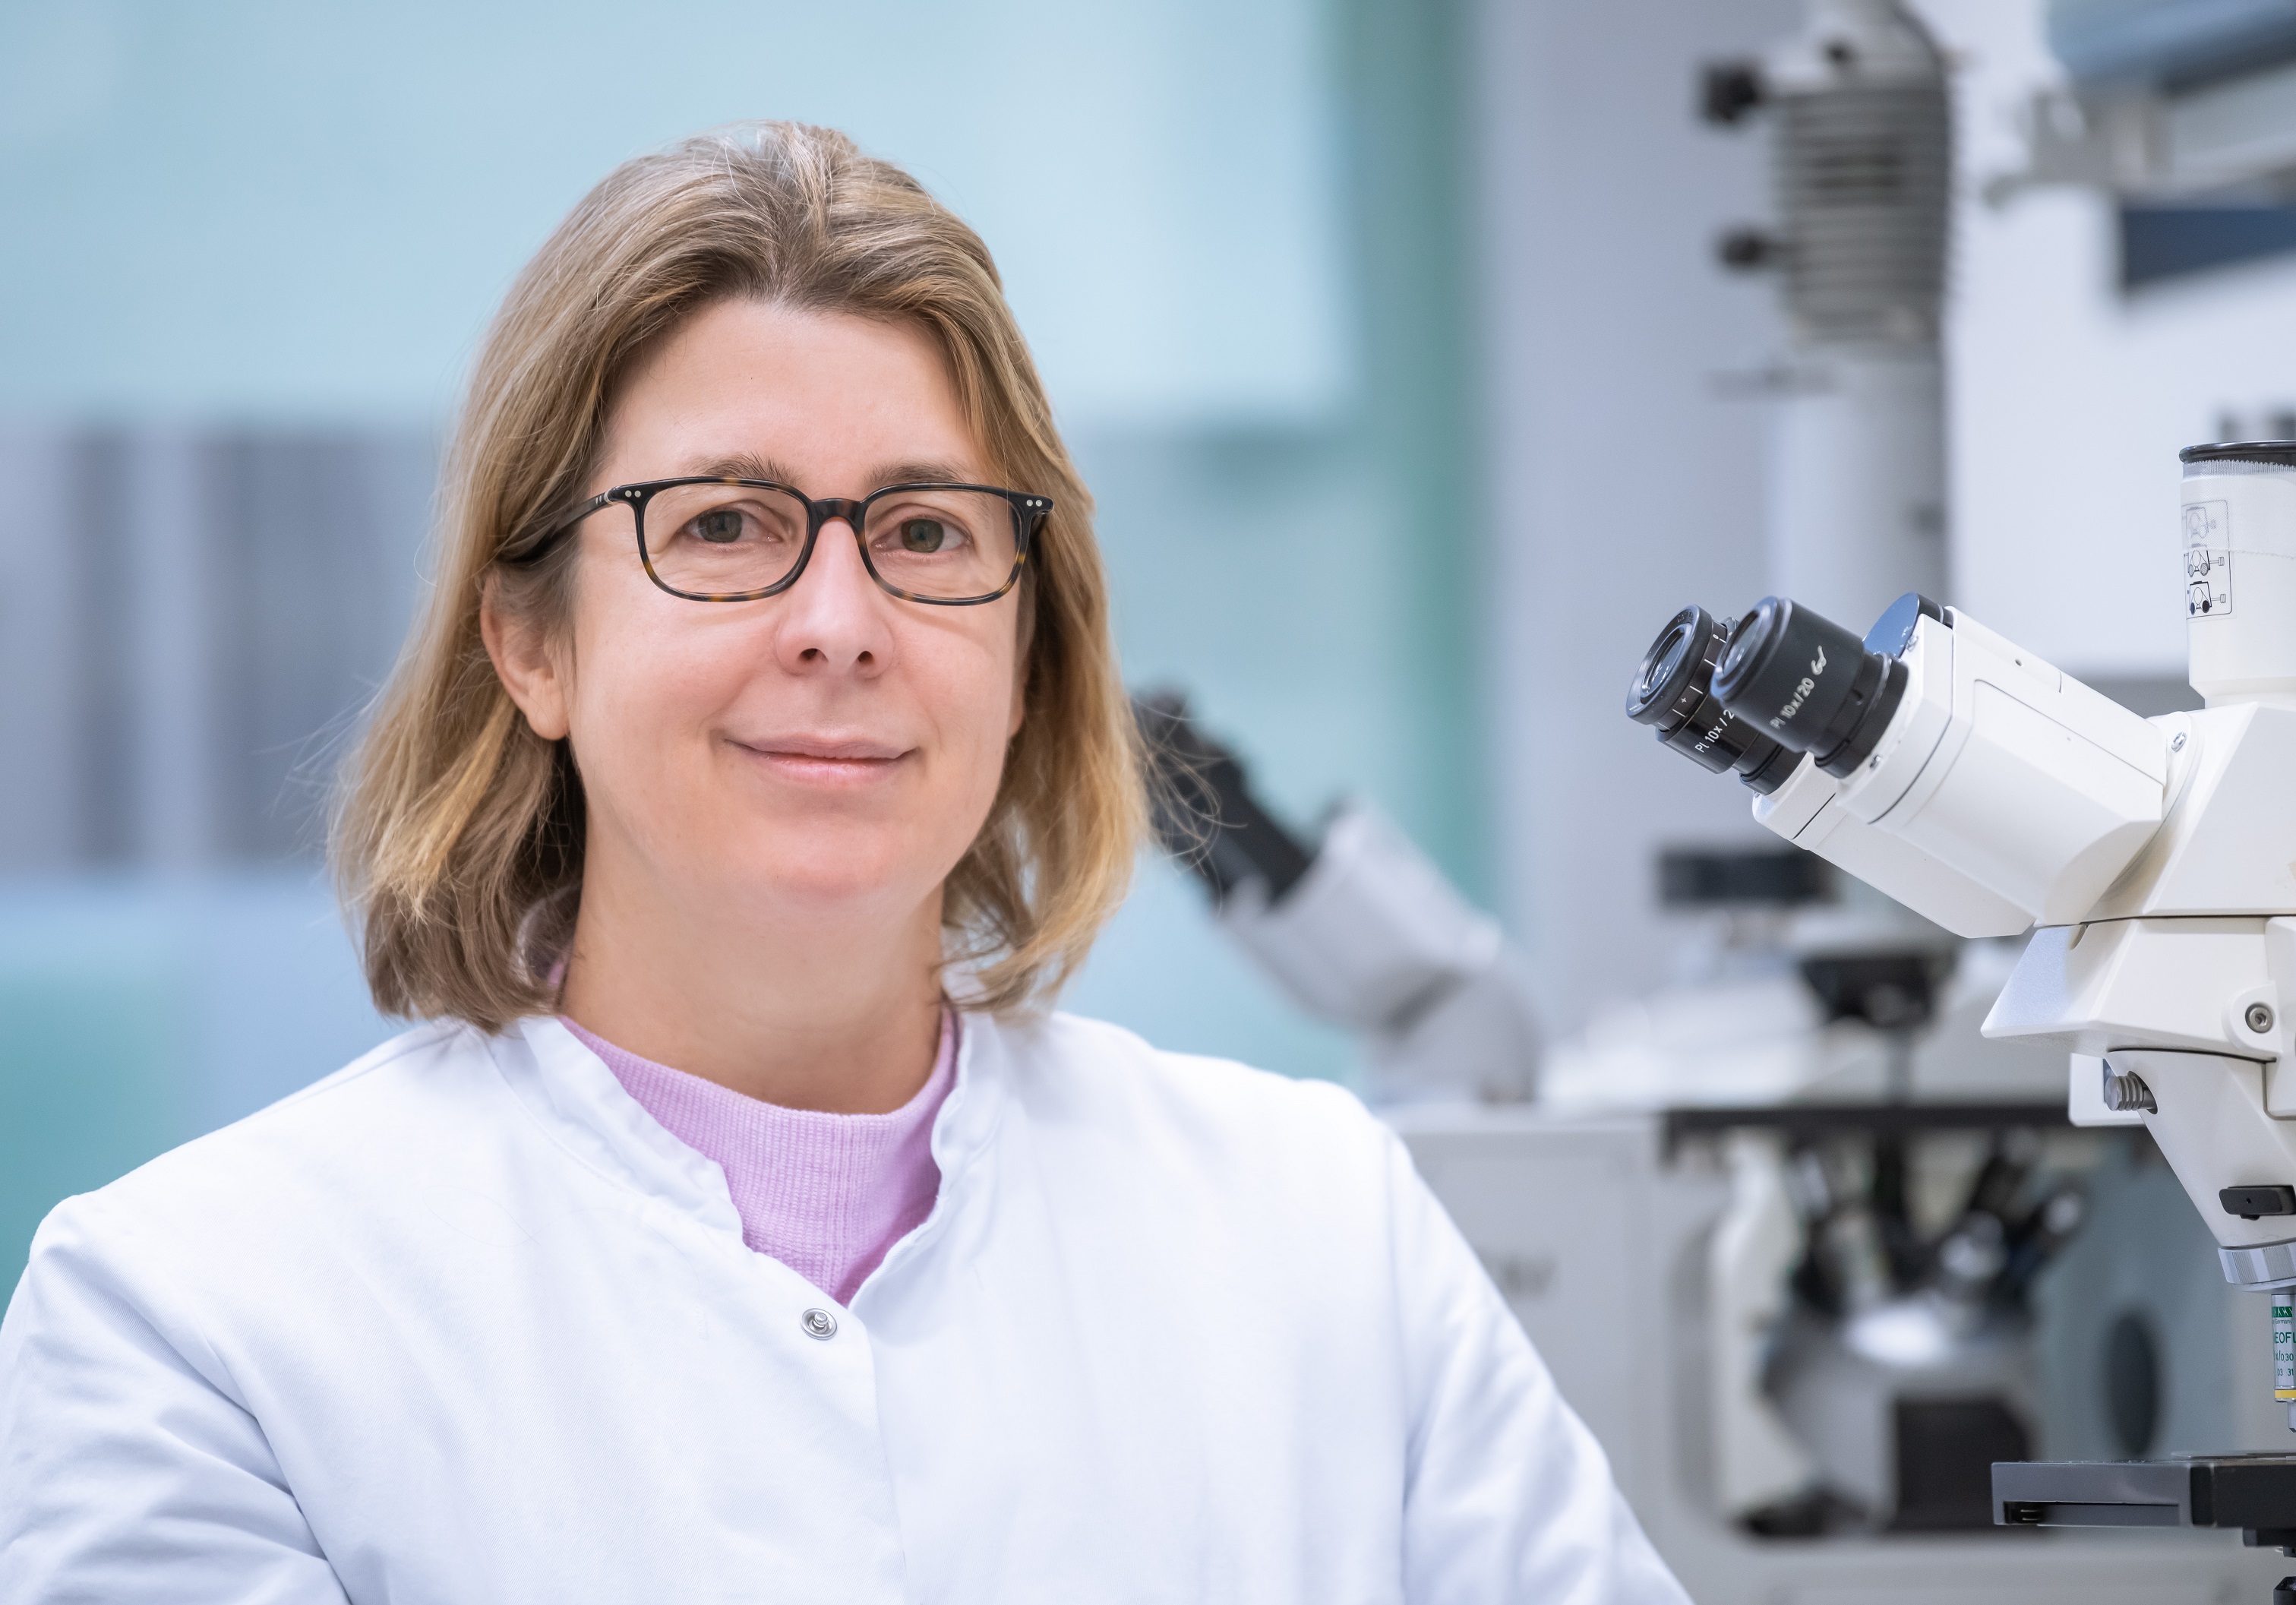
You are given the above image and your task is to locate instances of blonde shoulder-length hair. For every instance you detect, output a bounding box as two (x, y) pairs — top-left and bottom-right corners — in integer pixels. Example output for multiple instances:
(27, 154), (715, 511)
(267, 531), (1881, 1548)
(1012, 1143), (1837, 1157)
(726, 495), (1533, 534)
(334, 122), (1142, 1031)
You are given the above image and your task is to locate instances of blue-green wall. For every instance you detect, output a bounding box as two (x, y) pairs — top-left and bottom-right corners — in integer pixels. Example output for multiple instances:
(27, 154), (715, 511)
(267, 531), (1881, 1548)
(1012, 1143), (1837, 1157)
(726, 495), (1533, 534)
(0, 0), (1347, 425)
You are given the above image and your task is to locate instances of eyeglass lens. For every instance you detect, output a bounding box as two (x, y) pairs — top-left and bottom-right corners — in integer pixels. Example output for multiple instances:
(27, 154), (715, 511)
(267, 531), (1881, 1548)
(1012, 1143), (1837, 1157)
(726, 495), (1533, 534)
(633, 482), (1019, 599)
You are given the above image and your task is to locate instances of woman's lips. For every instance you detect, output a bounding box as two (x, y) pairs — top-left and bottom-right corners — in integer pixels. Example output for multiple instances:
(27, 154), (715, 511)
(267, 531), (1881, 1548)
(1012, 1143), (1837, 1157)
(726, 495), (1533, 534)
(731, 735), (912, 785)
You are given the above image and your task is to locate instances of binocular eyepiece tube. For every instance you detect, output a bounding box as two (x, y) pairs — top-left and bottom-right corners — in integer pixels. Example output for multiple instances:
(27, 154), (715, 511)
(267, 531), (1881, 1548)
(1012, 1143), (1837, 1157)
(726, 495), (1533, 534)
(1628, 592), (1936, 786)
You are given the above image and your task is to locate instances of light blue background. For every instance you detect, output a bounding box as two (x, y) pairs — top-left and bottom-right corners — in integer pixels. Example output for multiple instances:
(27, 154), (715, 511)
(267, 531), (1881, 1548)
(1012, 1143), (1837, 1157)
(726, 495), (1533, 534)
(0, 0), (1347, 427)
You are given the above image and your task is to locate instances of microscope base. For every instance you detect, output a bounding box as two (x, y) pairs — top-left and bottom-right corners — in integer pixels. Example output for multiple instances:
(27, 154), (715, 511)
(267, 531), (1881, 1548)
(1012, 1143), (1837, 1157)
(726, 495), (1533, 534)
(1995, 1455), (2296, 1547)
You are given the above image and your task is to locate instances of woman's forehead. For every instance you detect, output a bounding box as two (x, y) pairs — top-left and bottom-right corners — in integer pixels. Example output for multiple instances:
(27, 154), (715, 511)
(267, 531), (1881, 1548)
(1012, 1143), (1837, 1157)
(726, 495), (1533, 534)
(608, 302), (988, 482)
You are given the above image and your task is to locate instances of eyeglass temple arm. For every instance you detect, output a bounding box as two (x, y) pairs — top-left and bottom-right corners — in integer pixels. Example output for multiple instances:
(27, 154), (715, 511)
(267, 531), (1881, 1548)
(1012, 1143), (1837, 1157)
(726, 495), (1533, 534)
(510, 489), (622, 566)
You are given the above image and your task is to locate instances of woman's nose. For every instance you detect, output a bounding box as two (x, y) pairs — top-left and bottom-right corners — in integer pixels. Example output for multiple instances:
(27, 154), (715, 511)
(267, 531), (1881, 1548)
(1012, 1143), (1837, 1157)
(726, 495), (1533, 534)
(773, 520), (893, 674)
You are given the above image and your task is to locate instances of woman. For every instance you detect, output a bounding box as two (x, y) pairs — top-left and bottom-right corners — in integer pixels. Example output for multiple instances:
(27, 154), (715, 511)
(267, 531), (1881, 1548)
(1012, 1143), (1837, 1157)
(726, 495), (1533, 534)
(0, 124), (1686, 1603)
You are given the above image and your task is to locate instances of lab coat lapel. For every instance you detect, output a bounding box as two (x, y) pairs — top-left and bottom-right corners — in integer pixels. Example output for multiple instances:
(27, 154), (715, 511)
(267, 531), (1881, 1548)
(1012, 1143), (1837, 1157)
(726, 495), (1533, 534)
(853, 1008), (1008, 1320)
(490, 1016), (748, 1243)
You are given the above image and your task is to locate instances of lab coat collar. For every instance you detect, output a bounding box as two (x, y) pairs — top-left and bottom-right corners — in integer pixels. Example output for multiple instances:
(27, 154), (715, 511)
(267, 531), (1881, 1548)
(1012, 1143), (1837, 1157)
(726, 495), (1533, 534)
(490, 1011), (1009, 1250)
(927, 1009), (1005, 1196)
(494, 1017), (745, 1240)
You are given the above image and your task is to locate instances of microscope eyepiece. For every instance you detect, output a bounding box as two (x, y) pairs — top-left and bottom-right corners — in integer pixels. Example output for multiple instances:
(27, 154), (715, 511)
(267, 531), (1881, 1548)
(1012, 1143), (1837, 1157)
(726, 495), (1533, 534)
(1712, 596), (1912, 777)
(1626, 605), (1799, 794)
(1626, 608), (1712, 722)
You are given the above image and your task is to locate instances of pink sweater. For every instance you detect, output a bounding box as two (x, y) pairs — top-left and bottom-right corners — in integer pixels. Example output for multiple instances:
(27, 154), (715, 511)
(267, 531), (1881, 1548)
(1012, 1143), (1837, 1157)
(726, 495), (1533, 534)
(562, 1013), (957, 1305)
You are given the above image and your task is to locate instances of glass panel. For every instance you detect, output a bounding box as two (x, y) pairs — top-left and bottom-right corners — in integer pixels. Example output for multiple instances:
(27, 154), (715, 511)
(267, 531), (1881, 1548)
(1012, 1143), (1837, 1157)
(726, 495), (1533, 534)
(641, 480), (811, 596)
(861, 488), (1019, 598)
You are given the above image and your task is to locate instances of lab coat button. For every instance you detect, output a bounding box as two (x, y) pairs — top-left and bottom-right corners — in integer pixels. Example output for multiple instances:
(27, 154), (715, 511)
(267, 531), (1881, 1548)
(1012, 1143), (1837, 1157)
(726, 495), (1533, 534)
(800, 1306), (838, 1341)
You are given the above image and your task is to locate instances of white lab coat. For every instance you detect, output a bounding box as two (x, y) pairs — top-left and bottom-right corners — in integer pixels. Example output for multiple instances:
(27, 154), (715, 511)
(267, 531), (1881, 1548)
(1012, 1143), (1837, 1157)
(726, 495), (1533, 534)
(0, 1009), (1687, 1604)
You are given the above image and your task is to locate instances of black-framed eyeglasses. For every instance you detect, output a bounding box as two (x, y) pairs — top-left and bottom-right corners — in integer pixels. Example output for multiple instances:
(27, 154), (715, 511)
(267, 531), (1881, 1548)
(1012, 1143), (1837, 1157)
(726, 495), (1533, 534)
(515, 477), (1051, 605)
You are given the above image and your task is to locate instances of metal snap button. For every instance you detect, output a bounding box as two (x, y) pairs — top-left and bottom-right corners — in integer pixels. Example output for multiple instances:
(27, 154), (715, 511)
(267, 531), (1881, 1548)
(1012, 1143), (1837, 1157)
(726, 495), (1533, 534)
(801, 1306), (838, 1341)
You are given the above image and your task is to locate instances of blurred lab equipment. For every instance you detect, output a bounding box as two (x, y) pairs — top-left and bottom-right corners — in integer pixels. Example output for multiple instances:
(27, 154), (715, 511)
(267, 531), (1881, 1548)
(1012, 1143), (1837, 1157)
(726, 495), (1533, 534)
(0, 425), (432, 872)
(1744, 1121), (2080, 1532)
(1132, 692), (1539, 1104)
(1702, 0), (1949, 627)
(1946, 0), (2296, 709)
(1993, 0), (2296, 210)
(1627, 438), (2296, 1588)
(1388, 1096), (2279, 1601)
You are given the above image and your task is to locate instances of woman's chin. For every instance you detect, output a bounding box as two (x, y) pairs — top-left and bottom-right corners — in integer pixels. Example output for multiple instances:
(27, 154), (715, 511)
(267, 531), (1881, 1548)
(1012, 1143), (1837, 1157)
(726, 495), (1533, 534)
(712, 839), (936, 914)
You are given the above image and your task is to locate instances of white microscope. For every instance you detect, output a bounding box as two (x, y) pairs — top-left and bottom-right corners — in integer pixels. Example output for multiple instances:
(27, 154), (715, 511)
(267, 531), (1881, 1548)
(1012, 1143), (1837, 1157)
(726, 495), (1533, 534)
(1131, 692), (1542, 1106)
(1629, 438), (2296, 1568)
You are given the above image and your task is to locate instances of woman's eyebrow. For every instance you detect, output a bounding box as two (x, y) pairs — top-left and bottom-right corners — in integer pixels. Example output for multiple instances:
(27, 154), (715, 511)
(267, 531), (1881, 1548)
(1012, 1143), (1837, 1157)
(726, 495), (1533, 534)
(679, 452), (802, 484)
(863, 460), (981, 488)
(670, 456), (984, 491)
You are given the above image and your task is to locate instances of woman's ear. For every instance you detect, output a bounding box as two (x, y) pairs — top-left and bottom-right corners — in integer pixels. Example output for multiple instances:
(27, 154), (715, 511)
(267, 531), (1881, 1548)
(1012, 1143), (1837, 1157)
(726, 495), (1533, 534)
(481, 575), (573, 741)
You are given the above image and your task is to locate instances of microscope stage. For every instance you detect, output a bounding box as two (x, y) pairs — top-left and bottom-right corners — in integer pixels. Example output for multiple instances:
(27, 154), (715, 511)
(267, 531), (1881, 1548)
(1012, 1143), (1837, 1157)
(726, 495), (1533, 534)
(1996, 1455), (2296, 1541)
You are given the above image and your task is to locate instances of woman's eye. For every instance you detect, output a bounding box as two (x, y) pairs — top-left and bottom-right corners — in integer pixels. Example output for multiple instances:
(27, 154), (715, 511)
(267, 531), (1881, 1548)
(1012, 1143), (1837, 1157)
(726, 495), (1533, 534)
(897, 517), (962, 553)
(691, 509), (747, 544)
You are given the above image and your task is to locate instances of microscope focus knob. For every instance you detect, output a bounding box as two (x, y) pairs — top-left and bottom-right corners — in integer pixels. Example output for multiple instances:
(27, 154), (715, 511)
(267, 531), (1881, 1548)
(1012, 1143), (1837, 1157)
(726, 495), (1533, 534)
(2100, 1066), (2157, 1114)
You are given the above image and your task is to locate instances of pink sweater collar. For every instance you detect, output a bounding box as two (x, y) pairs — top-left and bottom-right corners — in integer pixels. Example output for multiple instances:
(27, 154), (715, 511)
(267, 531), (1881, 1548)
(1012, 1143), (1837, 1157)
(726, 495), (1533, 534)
(561, 1012), (958, 1306)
